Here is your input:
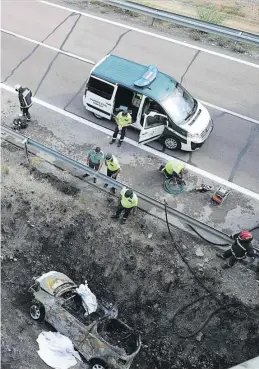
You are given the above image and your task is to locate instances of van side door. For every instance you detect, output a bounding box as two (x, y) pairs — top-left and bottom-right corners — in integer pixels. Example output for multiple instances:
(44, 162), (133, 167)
(138, 112), (167, 145)
(85, 76), (117, 119)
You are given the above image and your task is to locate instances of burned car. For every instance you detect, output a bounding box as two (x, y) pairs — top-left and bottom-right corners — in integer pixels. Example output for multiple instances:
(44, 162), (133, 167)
(29, 271), (141, 369)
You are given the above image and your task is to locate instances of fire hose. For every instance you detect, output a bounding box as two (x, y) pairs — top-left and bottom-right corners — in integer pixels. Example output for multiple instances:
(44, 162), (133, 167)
(164, 201), (258, 338)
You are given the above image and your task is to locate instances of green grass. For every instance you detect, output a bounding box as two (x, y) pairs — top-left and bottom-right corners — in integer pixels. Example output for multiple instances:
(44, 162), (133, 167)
(1, 165), (9, 175)
(197, 4), (225, 24)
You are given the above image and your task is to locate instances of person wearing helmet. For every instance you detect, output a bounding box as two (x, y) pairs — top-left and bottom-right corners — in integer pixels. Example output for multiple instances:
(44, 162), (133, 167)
(217, 230), (255, 268)
(84, 147), (104, 183)
(159, 160), (185, 183)
(111, 186), (138, 222)
(104, 153), (121, 194)
(110, 108), (132, 147)
(14, 84), (32, 121)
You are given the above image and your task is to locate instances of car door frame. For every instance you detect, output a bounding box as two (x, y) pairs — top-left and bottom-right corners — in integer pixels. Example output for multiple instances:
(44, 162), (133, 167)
(138, 111), (168, 145)
(85, 76), (118, 119)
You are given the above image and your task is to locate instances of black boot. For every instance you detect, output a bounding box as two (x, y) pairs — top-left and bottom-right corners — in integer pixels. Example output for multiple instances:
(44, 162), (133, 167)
(216, 252), (226, 260)
(117, 140), (122, 147)
(159, 165), (164, 171)
(110, 138), (116, 145)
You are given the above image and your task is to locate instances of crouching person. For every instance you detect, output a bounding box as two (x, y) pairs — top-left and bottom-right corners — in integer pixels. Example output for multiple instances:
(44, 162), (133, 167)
(159, 160), (185, 183)
(111, 187), (138, 223)
(217, 230), (255, 268)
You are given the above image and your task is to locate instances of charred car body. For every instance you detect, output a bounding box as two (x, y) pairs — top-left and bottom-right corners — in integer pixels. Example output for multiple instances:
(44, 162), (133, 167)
(29, 271), (141, 369)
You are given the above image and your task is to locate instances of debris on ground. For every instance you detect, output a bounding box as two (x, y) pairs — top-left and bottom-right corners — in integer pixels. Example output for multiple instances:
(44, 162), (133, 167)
(1, 143), (259, 369)
(195, 247), (204, 257)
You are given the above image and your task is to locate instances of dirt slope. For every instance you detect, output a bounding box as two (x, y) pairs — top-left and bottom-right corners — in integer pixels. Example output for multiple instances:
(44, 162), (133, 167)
(1, 142), (259, 369)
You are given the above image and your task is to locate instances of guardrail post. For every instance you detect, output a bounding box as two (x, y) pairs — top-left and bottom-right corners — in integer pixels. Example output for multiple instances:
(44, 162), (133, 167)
(22, 138), (30, 164)
(149, 17), (155, 27)
(234, 31), (243, 46)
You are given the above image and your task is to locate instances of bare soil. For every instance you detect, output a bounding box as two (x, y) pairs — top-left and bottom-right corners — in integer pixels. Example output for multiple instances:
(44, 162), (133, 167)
(133, 0), (259, 33)
(59, 0), (259, 60)
(1, 142), (259, 369)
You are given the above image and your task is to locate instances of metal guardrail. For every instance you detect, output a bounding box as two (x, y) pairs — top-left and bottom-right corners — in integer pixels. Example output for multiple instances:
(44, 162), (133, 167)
(96, 0), (259, 46)
(1, 125), (232, 246)
(2, 128), (258, 369)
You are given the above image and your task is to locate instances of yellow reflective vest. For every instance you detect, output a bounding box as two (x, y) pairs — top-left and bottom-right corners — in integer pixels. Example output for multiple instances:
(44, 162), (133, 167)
(164, 160), (185, 175)
(120, 187), (138, 208)
(116, 112), (132, 128)
(106, 156), (120, 172)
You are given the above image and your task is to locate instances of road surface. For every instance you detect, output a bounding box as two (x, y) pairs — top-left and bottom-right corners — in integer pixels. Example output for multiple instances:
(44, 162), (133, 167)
(1, 0), (259, 193)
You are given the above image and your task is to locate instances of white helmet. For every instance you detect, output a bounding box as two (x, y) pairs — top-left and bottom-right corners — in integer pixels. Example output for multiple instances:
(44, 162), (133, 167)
(14, 84), (21, 91)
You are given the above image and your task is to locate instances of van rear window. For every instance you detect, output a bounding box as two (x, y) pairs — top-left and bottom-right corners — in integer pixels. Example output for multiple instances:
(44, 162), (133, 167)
(87, 77), (114, 100)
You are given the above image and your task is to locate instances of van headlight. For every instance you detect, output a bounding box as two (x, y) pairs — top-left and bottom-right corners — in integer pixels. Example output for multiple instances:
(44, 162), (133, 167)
(187, 132), (201, 140)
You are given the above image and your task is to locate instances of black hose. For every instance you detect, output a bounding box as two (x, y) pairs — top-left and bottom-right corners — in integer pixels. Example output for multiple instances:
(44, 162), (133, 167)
(188, 224), (230, 247)
(171, 297), (239, 339)
(188, 223), (259, 248)
(249, 225), (259, 232)
(164, 201), (221, 301)
(164, 201), (245, 339)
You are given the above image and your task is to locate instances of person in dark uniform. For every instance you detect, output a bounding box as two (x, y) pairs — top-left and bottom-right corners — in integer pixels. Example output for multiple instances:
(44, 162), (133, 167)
(217, 230), (255, 268)
(14, 85), (32, 121)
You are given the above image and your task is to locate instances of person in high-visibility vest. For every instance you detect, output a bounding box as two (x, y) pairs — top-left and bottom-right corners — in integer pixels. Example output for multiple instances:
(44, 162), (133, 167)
(110, 109), (132, 147)
(111, 187), (138, 222)
(104, 153), (121, 194)
(159, 160), (185, 181)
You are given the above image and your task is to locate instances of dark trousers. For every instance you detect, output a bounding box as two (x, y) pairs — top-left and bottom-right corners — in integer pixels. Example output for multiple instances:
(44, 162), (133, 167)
(21, 107), (31, 119)
(89, 160), (100, 171)
(106, 169), (118, 192)
(83, 160), (100, 178)
(223, 249), (238, 267)
(115, 203), (132, 219)
(113, 126), (127, 142)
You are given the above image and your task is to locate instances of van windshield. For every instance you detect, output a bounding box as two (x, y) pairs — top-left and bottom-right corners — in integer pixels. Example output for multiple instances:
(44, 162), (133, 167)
(162, 84), (196, 125)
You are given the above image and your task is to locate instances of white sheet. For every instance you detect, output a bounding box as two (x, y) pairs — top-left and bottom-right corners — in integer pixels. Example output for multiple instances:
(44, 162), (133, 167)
(76, 281), (98, 315)
(37, 331), (82, 369)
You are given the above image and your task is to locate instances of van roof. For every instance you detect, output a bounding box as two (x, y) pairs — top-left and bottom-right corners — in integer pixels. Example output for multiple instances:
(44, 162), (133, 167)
(92, 55), (177, 102)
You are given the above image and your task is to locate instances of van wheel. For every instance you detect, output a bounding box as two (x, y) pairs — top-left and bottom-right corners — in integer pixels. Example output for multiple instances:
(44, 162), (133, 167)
(163, 136), (180, 150)
(89, 359), (108, 369)
(93, 113), (103, 119)
(30, 300), (45, 321)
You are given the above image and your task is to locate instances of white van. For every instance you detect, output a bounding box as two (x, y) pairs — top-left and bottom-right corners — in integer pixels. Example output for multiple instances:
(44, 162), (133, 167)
(83, 55), (213, 151)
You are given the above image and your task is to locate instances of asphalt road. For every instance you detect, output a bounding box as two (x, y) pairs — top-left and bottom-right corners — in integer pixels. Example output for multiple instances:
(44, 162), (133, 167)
(1, 0), (259, 193)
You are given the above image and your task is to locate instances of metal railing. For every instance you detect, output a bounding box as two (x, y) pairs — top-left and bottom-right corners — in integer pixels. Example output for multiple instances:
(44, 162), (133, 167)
(1, 125), (232, 246)
(96, 0), (259, 46)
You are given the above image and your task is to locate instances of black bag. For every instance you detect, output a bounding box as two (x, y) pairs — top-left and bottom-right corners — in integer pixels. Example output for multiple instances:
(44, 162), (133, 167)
(12, 116), (28, 130)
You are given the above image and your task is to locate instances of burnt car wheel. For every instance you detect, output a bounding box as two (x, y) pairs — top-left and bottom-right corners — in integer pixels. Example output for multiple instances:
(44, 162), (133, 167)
(163, 136), (180, 150)
(92, 365), (105, 369)
(30, 301), (45, 321)
(89, 359), (108, 369)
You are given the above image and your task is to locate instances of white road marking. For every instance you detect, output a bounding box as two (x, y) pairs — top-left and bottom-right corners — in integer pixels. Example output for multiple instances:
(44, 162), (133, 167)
(2, 26), (259, 125)
(0, 28), (95, 65)
(1, 82), (259, 201)
(38, 0), (259, 70)
(200, 100), (259, 125)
